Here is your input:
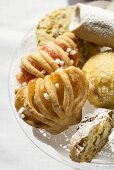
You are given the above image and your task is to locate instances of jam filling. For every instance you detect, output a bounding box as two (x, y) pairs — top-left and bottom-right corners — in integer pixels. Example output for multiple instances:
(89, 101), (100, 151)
(17, 41), (78, 84)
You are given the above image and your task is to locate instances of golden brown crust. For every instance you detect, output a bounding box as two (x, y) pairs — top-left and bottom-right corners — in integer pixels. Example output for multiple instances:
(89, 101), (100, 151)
(17, 32), (79, 84)
(70, 110), (113, 162)
(36, 7), (74, 45)
(83, 52), (114, 109)
(36, 7), (100, 68)
(15, 66), (88, 134)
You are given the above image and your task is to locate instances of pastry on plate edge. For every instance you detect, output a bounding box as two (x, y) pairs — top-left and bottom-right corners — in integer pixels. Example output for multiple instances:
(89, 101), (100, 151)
(70, 109), (113, 162)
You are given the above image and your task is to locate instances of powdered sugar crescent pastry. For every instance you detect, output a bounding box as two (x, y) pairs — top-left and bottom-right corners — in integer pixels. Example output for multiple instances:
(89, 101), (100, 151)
(15, 66), (88, 134)
(16, 32), (79, 84)
(70, 3), (114, 48)
(70, 109), (113, 162)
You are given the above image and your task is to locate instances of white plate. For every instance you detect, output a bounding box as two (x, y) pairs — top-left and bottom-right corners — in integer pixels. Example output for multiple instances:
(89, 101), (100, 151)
(8, 2), (114, 169)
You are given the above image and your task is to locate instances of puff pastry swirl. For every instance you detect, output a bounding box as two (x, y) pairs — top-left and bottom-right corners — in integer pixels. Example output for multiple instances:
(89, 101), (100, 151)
(17, 32), (79, 84)
(15, 66), (88, 134)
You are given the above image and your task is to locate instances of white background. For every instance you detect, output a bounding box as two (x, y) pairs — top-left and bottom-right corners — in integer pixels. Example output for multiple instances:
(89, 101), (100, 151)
(0, 0), (113, 170)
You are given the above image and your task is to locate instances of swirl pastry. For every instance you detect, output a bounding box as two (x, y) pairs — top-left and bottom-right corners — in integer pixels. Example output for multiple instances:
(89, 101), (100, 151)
(70, 109), (113, 162)
(17, 32), (79, 84)
(36, 7), (100, 68)
(15, 66), (88, 134)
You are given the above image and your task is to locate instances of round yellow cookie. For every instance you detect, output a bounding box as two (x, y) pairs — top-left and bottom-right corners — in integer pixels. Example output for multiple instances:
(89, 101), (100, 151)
(83, 52), (114, 109)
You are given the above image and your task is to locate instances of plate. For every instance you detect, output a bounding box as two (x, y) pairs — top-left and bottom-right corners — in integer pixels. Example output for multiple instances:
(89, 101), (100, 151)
(8, 3), (114, 170)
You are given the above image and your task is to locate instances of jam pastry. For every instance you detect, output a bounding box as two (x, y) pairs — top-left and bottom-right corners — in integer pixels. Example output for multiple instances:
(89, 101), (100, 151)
(70, 109), (113, 162)
(36, 7), (100, 68)
(15, 66), (88, 134)
(17, 32), (79, 84)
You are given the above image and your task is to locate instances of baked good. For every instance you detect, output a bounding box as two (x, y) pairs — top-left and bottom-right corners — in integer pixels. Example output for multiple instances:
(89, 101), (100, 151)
(83, 52), (114, 109)
(36, 7), (73, 45)
(36, 7), (100, 68)
(15, 66), (88, 134)
(70, 3), (114, 48)
(70, 109), (113, 162)
(17, 32), (79, 84)
(108, 127), (114, 153)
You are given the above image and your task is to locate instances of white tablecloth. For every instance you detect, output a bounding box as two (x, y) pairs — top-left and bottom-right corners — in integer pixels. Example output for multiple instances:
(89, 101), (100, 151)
(1, 0), (114, 170)
(0, 0), (73, 170)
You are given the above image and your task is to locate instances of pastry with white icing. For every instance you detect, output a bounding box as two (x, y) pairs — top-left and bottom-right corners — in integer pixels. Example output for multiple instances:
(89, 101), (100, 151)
(70, 109), (113, 162)
(70, 3), (114, 48)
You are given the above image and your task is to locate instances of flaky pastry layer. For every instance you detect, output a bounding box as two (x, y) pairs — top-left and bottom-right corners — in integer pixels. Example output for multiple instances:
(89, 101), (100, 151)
(15, 66), (88, 134)
(17, 32), (79, 84)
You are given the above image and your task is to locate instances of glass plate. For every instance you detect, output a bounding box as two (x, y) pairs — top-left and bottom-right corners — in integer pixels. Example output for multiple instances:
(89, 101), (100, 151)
(8, 3), (114, 170)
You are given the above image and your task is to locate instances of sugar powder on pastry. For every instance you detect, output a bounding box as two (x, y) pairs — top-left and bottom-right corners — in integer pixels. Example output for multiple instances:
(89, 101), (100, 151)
(83, 52), (114, 109)
(70, 109), (113, 162)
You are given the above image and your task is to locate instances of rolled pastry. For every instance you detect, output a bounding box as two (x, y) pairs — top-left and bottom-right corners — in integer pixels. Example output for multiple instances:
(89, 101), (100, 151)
(70, 109), (113, 162)
(15, 66), (88, 134)
(16, 32), (79, 84)
(36, 6), (100, 69)
(70, 3), (114, 48)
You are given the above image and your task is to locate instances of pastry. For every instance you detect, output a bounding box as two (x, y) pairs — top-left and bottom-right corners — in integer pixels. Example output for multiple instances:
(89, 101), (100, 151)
(70, 109), (113, 162)
(36, 7), (100, 68)
(15, 66), (88, 134)
(83, 52), (114, 109)
(36, 7), (73, 45)
(70, 3), (114, 48)
(108, 127), (114, 153)
(16, 32), (79, 84)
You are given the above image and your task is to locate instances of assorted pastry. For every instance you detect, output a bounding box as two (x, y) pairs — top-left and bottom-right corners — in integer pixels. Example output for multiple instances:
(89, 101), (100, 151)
(36, 6), (100, 68)
(14, 2), (114, 163)
(108, 127), (114, 153)
(16, 32), (79, 84)
(70, 109), (113, 162)
(83, 52), (114, 109)
(70, 3), (114, 48)
(15, 66), (88, 134)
